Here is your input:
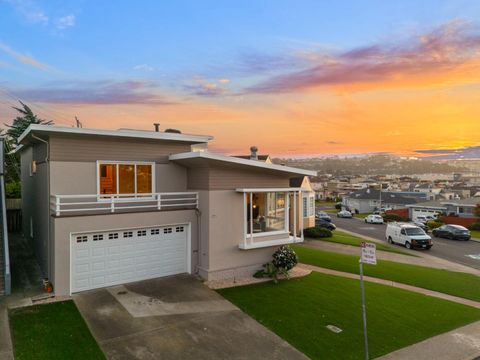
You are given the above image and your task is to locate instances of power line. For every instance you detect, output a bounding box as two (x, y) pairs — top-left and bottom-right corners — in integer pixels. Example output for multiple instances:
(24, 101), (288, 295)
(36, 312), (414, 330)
(0, 87), (74, 126)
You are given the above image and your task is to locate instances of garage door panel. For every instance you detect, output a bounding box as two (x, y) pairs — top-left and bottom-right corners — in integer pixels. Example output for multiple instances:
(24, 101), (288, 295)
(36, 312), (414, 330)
(72, 224), (188, 293)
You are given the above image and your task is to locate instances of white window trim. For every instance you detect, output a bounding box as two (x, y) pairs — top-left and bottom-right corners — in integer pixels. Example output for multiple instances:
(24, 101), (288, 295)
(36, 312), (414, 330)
(96, 160), (156, 200)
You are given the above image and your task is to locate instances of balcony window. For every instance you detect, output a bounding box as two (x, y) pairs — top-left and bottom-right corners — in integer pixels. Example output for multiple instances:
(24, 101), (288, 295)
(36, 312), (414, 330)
(98, 161), (154, 196)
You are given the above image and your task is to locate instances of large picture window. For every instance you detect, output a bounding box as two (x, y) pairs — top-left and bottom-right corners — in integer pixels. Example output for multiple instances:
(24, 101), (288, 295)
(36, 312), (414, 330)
(247, 192), (287, 235)
(98, 162), (154, 196)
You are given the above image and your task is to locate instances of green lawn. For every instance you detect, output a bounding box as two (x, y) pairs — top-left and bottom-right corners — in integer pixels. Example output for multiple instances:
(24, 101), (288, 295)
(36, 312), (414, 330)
(218, 272), (480, 359)
(293, 245), (480, 302)
(315, 200), (336, 206)
(471, 230), (480, 239)
(324, 208), (338, 214)
(353, 213), (370, 219)
(9, 301), (104, 360)
(310, 230), (414, 256)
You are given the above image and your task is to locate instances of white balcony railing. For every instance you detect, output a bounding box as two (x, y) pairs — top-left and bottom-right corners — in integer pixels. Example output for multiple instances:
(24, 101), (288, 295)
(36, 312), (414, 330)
(50, 192), (198, 216)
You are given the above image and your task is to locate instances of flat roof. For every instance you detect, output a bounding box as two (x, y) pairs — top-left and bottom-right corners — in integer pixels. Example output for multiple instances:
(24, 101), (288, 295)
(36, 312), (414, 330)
(170, 151), (317, 177)
(18, 124), (213, 144)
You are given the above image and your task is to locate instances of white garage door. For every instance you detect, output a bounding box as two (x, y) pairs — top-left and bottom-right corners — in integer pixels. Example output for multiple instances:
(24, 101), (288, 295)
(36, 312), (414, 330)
(412, 209), (440, 221)
(71, 224), (188, 293)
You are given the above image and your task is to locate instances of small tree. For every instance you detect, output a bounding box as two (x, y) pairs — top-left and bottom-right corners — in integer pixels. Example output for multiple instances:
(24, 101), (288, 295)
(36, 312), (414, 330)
(5, 101), (53, 143)
(2, 101), (54, 183)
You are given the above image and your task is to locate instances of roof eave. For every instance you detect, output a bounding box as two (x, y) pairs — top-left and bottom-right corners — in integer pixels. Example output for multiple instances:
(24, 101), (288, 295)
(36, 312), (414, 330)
(169, 151), (317, 177)
(18, 124), (213, 145)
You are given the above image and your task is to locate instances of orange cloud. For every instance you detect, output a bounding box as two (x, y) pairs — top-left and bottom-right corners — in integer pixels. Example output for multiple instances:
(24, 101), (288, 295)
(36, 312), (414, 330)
(246, 20), (480, 94)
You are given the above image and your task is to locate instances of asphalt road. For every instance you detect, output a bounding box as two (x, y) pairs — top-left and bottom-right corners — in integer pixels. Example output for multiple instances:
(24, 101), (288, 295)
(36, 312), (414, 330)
(330, 215), (480, 270)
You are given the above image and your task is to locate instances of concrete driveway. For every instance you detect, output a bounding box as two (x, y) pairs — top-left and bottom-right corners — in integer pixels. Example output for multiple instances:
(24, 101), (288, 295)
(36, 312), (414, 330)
(73, 274), (307, 360)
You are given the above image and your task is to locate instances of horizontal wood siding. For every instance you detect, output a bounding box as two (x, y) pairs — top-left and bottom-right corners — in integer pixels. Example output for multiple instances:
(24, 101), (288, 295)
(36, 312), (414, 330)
(209, 167), (289, 189)
(186, 164), (290, 190)
(49, 135), (193, 162)
(187, 167), (210, 190)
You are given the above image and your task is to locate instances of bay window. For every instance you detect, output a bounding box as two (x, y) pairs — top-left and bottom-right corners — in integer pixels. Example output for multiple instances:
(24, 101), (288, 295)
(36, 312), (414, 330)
(247, 192), (287, 234)
(98, 161), (154, 196)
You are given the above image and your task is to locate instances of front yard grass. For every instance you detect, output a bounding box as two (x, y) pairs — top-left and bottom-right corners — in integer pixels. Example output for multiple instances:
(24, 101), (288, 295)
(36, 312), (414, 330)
(218, 272), (480, 359)
(311, 230), (414, 256)
(471, 230), (480, 239)
(9, 300), (104, 360)
(353, 213), (370, 219)
(293, 245), (480, 302)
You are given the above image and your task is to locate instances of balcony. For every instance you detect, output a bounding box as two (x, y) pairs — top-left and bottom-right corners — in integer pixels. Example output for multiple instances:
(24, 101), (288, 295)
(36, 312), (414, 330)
(50, 192), (198, 217)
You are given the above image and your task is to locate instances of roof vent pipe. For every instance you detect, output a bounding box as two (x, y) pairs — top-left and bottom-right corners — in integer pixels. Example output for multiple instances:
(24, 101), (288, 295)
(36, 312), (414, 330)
(153, 123), (160, 132)
(250, 146), (258, 160)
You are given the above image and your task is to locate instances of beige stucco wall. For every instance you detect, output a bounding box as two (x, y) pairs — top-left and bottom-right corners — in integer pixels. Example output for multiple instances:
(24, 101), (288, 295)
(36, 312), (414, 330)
(51, 209), (198, 295)
(49, 161), (188, 195)
(198, 190), (292, 280)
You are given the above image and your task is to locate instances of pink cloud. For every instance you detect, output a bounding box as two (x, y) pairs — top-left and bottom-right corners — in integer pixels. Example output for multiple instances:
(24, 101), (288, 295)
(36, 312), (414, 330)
(246, 20), (480, 94)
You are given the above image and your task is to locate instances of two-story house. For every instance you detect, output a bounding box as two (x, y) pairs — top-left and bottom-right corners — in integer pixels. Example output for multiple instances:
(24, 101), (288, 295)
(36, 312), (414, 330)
(18, 125), (316, 295)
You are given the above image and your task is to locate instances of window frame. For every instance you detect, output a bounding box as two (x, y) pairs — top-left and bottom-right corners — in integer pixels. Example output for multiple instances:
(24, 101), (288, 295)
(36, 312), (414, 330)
(96, 160), (155, 199)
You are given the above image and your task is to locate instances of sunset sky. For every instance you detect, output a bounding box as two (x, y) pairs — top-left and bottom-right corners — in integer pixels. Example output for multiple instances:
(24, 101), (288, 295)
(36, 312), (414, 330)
(1, 0), (479, 158)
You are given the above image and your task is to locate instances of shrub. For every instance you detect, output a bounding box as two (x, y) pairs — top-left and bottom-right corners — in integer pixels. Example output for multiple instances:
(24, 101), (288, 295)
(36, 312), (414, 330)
(469, 222), (480, 231)
(382, 214), (408, 222)
(304, 227), (332, 238)
(5, 181), (21, 198)
(335, 203), (342, 210)
(272, 245), (298, 271)
(253, 245), (298, 283)
(426, 220), (444, 230)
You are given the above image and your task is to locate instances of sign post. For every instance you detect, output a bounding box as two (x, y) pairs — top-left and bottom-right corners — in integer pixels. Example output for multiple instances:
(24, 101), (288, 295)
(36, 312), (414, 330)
(360, 242), (376, 360)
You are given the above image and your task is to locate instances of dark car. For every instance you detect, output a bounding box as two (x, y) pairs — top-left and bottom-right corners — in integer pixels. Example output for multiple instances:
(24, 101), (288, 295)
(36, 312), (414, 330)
(315, 219), (336, 231)
(432, 224), (471, 241)
(412, 221), (429, 233)
(316, 211), (332, 222)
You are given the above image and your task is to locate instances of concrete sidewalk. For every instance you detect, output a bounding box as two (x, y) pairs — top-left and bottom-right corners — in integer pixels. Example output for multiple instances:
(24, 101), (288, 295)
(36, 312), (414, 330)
(298, 263), (480, 309)
(376, 320), (480, 360)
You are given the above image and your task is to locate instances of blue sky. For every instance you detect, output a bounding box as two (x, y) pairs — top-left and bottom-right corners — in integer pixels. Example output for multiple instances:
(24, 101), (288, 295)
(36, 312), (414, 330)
(1, 1), (479, 156)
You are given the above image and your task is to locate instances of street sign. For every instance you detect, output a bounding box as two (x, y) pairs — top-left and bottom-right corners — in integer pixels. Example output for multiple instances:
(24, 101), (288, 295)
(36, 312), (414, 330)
(359, 242), (377, 360)
(361, 242), (377, 265)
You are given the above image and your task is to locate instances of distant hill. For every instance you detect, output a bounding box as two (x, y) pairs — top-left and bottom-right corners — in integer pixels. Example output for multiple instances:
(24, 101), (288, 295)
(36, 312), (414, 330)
(273, 155), (468, 176)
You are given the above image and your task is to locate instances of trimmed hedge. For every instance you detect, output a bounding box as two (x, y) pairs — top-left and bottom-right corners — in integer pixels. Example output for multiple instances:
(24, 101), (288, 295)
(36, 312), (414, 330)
(469, 222), (480, 231)
(304, 227), (332, 238)
(382, 214), (409, 222)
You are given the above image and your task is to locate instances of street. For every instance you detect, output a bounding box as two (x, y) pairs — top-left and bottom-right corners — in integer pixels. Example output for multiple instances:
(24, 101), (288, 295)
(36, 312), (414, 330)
(331, 216), (480, 270)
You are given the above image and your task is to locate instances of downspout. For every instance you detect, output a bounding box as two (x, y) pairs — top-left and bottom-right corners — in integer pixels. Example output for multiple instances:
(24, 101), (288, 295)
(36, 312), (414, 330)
(0, 138), (11, 295)
(31, 134), (51, 282)
(194, 208), (201, 274)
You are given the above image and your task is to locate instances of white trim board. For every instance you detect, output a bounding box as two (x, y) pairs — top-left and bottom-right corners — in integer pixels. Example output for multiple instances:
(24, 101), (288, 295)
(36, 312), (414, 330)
(18, 124), (213, 144)
(170, 151), (317, 177)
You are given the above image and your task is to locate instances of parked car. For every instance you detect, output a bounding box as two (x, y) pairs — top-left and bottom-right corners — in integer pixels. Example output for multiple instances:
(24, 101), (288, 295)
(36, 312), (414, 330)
(411, 221), (429, 233)
(415, 215), (428, 224)
(365, 214), (384, 224)
(315, 219), (336, 231)
(316, 211), (332, 222)
(337, 210), (353, 218)
(385, 222), (432, 250)
(432, 225), (471, 241)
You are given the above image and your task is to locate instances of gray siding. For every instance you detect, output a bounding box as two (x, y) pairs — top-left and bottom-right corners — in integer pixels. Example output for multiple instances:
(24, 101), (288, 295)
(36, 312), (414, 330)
(50, 161), (188, 195)
(187, 165), (290, 190)
(49, 135), (193, 162)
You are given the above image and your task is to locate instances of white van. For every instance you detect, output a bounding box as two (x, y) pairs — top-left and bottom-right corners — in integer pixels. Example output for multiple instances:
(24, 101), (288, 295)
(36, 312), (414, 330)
(385, 222), (432, 250)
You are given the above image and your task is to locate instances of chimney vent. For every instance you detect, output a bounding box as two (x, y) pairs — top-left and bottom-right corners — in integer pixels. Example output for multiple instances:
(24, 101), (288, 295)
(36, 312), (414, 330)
(153, 123), (160, 132)
(250, 146), (258, 160)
